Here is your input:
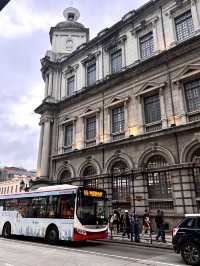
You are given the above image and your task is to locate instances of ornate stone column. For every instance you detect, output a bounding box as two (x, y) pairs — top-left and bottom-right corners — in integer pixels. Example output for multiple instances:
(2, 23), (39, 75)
(47, 72), (53, 96)
(40, 116), (53, 178)
(37, 123), (44, 174)
(159, 87), (168, 128)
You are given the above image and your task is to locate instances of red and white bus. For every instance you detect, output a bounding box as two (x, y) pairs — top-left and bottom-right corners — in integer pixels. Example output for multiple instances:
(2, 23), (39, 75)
(0, 184), (108, 244)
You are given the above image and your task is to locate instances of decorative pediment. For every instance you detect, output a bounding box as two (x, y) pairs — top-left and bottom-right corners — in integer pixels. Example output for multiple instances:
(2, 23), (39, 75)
(103, 35), (127, 52)
(135, 81), (166, 97)
(80, 107), (101, 118)
(60, 115), (77, 125)
(81, 51), (101, 65)
(63, 64), (79, 77)
(105, 95), (129, 108)
(173, 64), (200, 83)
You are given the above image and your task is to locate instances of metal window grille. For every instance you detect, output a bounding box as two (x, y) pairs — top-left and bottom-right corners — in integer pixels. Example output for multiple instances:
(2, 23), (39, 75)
(185, 79), (200, 112)
(149, 201), (174, 210)
(192, 150), (200, 197)
(86, 116), (96, 141)
(64, 124), (73, 146)
(147, 171), (172, 199)
(87, 61), (96, 86)
(139, 32), (154, 59)
(144, 94), (161, 124)
(67, 76), (75, 96)
(111, 48), (122, 74)
(82, 166), (97, 187)
(112, 106), (125, 133)
(147, 155), (168, 169)
(60, 170), (72, 184)
(146, 156), (172, 199)
(82, 166), (97, 177)
(175, 10), (194, 41)
(111, 161), (130, 201)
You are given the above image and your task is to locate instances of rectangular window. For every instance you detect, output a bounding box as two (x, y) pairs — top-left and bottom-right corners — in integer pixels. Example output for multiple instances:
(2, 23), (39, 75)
(144, 94), (161, 124)
(111, 48), (122, 74)
(64, 124), (73, 147)
(139, 32), (154, 59)
(175, 10), (194, 41)
(86, 116), (96, 141)
(67, 76), (75, 97)
(87, 61), (96, 86)
(112, 106), (125, 133)
(185, 79), (200, 112)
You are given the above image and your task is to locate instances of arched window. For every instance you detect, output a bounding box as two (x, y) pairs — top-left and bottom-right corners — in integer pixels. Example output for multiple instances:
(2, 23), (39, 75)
(82, 165), (97, 187)
(191, 148), (200, 163)
(82, 165), (97, 177)
(146, 155), (172, 199)
(111, 161), (129, 175)
(111, 160), (130, 202)
(146, 155), (168, 168)
(60, 169), (72, 184)
(191, 148), (200, 197)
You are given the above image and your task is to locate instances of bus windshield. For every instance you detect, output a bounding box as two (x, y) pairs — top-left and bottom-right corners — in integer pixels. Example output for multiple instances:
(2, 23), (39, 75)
(77, 188), (108, 226)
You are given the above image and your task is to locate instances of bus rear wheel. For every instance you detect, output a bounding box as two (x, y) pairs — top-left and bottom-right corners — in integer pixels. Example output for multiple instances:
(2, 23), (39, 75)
(2, 222), (11, 238)
(45, 226), (59, 245)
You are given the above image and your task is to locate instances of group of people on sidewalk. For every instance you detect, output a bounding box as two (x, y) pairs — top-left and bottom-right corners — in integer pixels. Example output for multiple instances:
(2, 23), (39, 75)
(109, 209), (167, 243)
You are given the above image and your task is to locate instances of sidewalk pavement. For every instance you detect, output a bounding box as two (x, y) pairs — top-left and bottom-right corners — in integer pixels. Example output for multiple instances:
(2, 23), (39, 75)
(99, 232), (173, 250)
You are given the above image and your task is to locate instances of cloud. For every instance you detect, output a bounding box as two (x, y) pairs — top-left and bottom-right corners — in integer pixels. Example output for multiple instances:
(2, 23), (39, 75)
(0, 0), (59, 38)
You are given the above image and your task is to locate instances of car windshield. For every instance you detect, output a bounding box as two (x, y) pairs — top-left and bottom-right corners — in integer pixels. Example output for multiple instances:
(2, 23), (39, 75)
(77, 188), (108, 225)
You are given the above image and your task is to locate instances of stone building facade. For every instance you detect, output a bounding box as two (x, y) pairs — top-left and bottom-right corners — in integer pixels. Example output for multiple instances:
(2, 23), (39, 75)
(35, 1), (200, 225)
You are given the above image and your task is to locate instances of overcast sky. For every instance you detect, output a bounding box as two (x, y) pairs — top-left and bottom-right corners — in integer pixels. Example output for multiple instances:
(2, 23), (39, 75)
(0, 0), (148, 170)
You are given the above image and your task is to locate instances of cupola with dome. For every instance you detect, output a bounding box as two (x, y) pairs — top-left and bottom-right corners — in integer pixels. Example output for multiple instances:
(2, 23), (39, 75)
(49, 7), (89, 54)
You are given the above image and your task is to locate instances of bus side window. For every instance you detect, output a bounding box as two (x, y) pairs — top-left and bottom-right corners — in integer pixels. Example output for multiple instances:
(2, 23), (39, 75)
(59, 194), (75, 219)
(32, 197), (48, 218)
(0, 199), (4, 211)
(46, 196), (58, 218)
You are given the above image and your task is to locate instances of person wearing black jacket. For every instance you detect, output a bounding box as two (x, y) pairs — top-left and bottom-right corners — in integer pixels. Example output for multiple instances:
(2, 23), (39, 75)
(155, 210), (166, 243)
(122, 210), (131, 239)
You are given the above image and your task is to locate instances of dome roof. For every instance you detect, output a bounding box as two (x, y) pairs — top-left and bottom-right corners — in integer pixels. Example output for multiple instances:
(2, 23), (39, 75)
(55, 20), (85, 29)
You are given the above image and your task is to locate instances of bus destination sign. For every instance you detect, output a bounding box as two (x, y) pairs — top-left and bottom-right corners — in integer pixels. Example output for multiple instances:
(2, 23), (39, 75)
(83, 189), (103, 198)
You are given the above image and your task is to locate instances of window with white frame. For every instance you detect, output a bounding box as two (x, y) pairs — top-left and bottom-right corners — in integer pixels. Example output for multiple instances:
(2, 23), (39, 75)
(184, 79), (200, 112)
(87, 60), (96, 86)
(112, 106), (125, 133)
(67, 75), (75, 97)
(110, 47), (122, 74)
(144, 94), (161, 124)
(86, 116), (96, 141)
(139, 32), (154, 59)
(175, 10), (194, 41)
(64, 124), (73, 147)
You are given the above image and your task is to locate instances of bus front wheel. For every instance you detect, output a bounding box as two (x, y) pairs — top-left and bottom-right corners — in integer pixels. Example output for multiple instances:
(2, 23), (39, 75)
(45, 226), (59, 245)
(2, 222), (11, 238)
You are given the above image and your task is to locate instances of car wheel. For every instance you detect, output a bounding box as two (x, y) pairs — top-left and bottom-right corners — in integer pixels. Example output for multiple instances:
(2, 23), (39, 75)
(2, 222), (11, 238)
(45, 226), (59, 245)
(181, 242), (200, 265)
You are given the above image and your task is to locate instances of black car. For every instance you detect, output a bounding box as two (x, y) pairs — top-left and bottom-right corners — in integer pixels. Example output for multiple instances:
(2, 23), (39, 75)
(172, 214), (200, 265)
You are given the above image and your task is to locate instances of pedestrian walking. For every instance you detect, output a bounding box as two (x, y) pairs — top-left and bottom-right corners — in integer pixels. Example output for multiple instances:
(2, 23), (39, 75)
(141, 209), (151, 237)
(130, 214), (140, 242)
(155, 210), (166, 242)
(122, 210), (131, 239)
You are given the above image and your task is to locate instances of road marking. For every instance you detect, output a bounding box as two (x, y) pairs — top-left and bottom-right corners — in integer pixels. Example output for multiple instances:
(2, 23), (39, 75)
(0, 238), (182, 266)
(4, 264), (15, 266)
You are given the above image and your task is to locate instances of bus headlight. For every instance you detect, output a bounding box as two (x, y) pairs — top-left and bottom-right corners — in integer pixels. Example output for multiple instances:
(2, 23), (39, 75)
(75, 228), (87, 235)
